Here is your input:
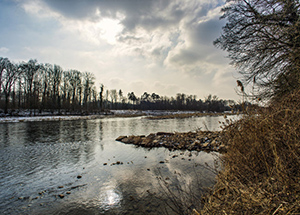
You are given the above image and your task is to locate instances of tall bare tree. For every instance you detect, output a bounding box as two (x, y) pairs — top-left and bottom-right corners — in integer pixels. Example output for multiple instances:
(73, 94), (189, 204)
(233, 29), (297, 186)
(82, 72), (95, 112)
(0, 59), (22, 113)
(20, 59), (41, 113)
(214, 0), (300, 99)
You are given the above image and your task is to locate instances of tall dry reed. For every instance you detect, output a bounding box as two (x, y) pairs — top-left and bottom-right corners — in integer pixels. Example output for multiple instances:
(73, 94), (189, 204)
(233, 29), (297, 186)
(201, 90), (300, 214)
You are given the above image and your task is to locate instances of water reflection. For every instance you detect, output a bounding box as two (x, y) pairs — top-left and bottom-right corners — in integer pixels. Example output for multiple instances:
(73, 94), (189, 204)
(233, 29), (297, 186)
(0, 115), (237, 214)
(99, 186), (122, 208)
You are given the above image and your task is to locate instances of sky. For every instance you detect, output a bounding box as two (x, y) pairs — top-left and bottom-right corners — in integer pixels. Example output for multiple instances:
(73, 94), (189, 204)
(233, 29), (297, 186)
(0, 0), (241, 100)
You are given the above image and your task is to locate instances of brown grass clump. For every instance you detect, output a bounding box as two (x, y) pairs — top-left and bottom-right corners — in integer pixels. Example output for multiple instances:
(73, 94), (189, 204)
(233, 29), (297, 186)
(201, 90), (300, 214)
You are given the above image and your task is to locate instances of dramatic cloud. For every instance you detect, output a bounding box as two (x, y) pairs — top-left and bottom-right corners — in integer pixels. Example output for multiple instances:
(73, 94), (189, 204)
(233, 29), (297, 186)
(0, 0), (240, 100)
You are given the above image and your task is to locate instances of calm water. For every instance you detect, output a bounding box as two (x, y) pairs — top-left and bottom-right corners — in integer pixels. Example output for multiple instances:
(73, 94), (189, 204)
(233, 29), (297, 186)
(0, 115), (236, 214)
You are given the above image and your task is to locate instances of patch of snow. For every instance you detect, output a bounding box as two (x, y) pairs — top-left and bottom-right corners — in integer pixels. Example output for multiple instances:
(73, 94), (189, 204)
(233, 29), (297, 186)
(0, 115), (104, 123)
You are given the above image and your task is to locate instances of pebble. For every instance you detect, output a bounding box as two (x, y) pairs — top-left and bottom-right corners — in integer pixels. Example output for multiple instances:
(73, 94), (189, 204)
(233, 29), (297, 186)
(58, 194), (64, 199)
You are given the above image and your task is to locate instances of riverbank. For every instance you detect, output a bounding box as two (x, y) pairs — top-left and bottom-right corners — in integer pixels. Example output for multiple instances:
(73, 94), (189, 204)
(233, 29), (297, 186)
(116, 130), (227, 153)
(0, 110), (234, 123)
(200, 90), (300, 214)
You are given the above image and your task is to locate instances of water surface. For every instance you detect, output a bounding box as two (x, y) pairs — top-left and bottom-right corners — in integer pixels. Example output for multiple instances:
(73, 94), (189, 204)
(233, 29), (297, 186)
(0, 115), (236, 214)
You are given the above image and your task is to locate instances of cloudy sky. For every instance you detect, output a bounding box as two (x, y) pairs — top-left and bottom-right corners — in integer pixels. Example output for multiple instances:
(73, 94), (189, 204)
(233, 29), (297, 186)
(0, 0), (240, 100)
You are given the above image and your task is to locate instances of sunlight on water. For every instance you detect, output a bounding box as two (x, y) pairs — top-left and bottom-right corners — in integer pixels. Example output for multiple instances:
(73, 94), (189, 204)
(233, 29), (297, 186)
(0, 115), (238, 214)
(101, 188), (122, 207)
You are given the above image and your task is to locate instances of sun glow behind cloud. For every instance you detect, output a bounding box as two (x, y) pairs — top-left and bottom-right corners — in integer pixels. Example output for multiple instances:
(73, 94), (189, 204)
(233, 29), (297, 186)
(98, 18), (123, 44)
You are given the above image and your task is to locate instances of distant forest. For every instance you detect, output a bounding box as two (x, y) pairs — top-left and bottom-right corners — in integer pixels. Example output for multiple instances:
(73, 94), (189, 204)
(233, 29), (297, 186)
(0, 57), (244, 115)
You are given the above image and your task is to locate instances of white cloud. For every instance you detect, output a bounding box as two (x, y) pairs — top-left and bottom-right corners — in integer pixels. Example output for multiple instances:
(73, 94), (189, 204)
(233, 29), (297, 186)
(0, 47), (9, 54)
(0, 0), (240, 100)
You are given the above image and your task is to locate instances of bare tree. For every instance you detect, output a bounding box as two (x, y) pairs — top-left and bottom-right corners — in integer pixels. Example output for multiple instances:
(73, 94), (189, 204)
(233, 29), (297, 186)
(0, 59), (22, 113)
(99, 84), (104, 111)
(110, 89), (117, 109)
(0, 57), (10, 106)
(128, 92), (137, 108)
(82, 72), (95, 112)
(20, 59), (41, 113)
(214, 0), (300, 100)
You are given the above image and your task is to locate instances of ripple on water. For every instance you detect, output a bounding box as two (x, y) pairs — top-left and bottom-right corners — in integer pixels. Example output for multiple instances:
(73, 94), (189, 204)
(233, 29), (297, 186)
(0, 115), (237, 214)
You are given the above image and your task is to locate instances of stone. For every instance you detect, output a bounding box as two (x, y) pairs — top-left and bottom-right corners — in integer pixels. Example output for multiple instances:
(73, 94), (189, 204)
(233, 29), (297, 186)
(202, 142), (210, 148)
(146, 133), (156, 139)
(193, 140), (201, 145)
(141, 138), (152, 146)
(77, 175), (82, 179)
(58, 194), (64, 199)
(210, 140), (217, 147)
(218, 144), (227, 152)
(103, 163), (107, 165)
(58, 186), (64, 189)
(116, 136), (127, 141)
(121, 138), (130, 143)
(132, 136), (142, 144)
(66, 191), (71, 195)
(157, 132), (174, 136)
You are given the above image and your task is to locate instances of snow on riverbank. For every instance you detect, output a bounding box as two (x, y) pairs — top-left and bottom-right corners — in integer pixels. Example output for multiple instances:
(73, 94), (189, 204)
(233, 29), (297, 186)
(111, 109), (203, 116)
(0, 110), (220, 123)
(0, 115), (105, 123)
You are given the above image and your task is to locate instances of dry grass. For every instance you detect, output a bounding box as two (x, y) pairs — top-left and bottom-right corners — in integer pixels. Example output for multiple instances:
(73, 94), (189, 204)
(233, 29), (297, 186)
(201, 90), (300, 214)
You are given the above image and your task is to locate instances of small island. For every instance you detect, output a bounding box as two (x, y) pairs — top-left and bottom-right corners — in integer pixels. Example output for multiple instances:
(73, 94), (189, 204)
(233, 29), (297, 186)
(116, 130), (227, 152)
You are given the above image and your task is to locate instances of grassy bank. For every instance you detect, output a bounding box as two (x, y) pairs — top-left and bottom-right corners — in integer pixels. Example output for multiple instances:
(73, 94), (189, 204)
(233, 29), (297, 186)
(200, 91), (300, 214)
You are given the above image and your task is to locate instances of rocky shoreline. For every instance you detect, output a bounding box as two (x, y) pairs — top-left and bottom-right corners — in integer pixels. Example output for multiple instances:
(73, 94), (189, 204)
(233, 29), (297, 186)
(116, 130), (227, 153)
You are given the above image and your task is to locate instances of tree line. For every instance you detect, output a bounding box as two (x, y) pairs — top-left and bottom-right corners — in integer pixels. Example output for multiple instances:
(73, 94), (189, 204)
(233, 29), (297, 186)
(0, 57), (242, 116)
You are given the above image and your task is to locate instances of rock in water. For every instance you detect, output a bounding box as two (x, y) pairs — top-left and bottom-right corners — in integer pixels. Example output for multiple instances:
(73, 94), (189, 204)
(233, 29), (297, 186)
(116, 136), (127, 141)
(58, 194), (64, 199)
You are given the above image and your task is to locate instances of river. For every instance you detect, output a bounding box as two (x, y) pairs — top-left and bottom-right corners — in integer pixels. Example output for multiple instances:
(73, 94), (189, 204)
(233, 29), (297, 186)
(0, 115), (237, 214)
